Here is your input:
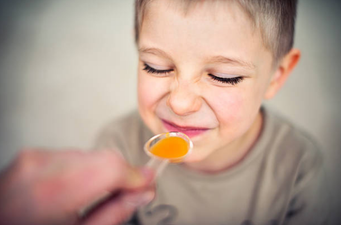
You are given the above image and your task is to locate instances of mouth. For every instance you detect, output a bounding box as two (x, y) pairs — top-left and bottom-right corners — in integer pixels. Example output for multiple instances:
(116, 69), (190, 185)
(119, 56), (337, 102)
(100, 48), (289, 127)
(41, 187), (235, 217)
(161, 119), (211, 138)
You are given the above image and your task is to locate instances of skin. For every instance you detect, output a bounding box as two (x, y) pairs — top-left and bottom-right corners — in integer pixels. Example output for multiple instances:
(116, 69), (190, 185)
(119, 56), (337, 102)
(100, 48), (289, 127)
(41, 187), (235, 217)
(137, 0), (300, 173)
(0, 150), (155, 225)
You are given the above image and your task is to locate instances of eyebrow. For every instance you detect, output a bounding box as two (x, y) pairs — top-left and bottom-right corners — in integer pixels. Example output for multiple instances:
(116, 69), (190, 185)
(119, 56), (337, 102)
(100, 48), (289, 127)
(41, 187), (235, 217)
(208, 55), (256, 70)
(138, 47), (172, 60)
(139, 47), (255, 70)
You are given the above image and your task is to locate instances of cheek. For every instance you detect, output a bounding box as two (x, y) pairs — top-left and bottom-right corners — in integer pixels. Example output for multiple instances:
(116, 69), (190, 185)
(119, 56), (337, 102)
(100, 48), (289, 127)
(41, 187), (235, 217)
(137, 73), (153, 110)
(137, 72), (170, 111)
(206, 87), (258, 135)
(209, 90), (244, 124)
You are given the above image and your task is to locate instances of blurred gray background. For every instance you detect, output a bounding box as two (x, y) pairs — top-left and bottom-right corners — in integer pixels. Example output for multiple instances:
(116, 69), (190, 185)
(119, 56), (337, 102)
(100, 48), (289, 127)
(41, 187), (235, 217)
(0, 0), (340, 223)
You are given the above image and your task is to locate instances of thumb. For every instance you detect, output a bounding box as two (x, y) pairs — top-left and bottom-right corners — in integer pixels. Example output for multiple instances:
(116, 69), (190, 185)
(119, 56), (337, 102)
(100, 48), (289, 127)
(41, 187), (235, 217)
(80, 190), (155, 225)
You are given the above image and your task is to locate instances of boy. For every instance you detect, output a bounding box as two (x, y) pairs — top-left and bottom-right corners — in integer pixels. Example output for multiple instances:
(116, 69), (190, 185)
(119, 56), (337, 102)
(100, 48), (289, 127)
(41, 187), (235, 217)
(96, 0), (329, 224)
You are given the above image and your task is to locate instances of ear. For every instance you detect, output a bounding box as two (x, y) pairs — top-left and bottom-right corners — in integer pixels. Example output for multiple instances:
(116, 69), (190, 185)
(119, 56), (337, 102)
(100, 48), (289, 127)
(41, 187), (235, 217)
(264, 48), (301, 99)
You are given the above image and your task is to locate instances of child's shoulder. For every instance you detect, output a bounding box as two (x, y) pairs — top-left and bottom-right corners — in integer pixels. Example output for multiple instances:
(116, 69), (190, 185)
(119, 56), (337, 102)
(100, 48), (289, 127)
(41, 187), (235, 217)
(259, 107), (329, 223)
(93, 110), (152, 165)
(263, 106), (322, 155)
(260, 106), (323, 181)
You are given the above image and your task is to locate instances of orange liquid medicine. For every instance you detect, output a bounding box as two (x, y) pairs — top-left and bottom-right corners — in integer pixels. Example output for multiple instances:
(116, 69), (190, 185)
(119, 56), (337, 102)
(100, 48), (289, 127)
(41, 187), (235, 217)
(149, 136), (189, 161)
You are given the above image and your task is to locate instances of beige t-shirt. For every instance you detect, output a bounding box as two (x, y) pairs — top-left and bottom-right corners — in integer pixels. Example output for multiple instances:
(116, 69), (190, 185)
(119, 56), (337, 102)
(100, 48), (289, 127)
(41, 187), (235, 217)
(94, 107), (329, 225)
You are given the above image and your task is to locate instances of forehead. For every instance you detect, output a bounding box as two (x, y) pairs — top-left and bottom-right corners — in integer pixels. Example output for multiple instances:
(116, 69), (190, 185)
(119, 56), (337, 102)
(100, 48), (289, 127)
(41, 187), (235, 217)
(139, 0), (271, 69)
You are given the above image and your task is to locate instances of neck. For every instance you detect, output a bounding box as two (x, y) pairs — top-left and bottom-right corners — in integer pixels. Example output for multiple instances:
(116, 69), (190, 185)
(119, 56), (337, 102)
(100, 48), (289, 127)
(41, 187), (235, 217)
(184, 110), (264, 174)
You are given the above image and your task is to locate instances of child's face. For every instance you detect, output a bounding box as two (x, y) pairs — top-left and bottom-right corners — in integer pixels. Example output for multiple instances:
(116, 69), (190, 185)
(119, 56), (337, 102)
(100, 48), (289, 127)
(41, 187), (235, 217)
(137, 1), (276, 162)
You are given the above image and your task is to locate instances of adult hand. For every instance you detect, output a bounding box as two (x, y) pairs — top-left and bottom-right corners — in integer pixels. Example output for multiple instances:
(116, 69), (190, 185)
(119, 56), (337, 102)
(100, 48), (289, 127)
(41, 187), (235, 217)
(0, 149), (155, 225)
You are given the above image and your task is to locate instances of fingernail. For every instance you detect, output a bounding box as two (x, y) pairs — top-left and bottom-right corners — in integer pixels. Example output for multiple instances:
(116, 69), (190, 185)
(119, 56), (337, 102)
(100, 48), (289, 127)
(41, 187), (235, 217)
(124, 191), (154, 208)
(139, 167), (155, 181)
(126, 167), (155, 188)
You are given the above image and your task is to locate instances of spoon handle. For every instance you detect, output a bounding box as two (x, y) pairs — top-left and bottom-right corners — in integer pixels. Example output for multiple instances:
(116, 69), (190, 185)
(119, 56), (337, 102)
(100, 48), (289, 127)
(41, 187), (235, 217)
(146, 157), (169, 177)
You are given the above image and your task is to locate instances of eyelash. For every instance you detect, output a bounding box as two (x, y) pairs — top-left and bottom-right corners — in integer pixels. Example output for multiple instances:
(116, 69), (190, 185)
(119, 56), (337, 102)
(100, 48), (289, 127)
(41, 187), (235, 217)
(208, 74), (244, 85)
(143, 63), (173, 75)
(142, 63), (243, 85)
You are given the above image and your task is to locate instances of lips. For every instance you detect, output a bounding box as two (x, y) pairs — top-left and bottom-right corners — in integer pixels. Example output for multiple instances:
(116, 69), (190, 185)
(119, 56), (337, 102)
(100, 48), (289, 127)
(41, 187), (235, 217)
(161, 119), (211, 138)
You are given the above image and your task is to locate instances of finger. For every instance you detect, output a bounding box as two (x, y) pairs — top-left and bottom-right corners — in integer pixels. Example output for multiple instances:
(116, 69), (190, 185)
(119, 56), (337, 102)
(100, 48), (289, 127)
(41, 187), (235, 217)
(79, 190), (155, 225)
(41, 150), (154, 214)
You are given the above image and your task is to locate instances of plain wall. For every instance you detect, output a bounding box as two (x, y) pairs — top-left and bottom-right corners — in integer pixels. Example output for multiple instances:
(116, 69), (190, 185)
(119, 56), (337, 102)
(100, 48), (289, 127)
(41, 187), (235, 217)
(0, 0), (340, 223)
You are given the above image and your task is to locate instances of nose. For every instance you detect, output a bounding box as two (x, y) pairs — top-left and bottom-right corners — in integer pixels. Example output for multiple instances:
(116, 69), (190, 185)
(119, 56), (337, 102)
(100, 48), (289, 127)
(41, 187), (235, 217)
(167, 79), (202, 116)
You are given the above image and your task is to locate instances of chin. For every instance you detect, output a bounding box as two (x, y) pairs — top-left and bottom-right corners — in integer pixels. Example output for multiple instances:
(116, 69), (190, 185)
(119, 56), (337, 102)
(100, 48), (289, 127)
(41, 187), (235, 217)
(182, 149), (210, 163)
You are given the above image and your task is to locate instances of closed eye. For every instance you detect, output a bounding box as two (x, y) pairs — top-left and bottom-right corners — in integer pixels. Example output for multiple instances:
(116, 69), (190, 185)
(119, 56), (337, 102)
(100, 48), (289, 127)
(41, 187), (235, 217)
(208, 74), (244, 85)
(143, 63), (173, 75)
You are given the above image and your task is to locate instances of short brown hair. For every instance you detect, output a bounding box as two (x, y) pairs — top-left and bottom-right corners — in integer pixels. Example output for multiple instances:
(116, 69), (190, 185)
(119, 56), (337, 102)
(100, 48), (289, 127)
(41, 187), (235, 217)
(134, 0), (298, 62)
